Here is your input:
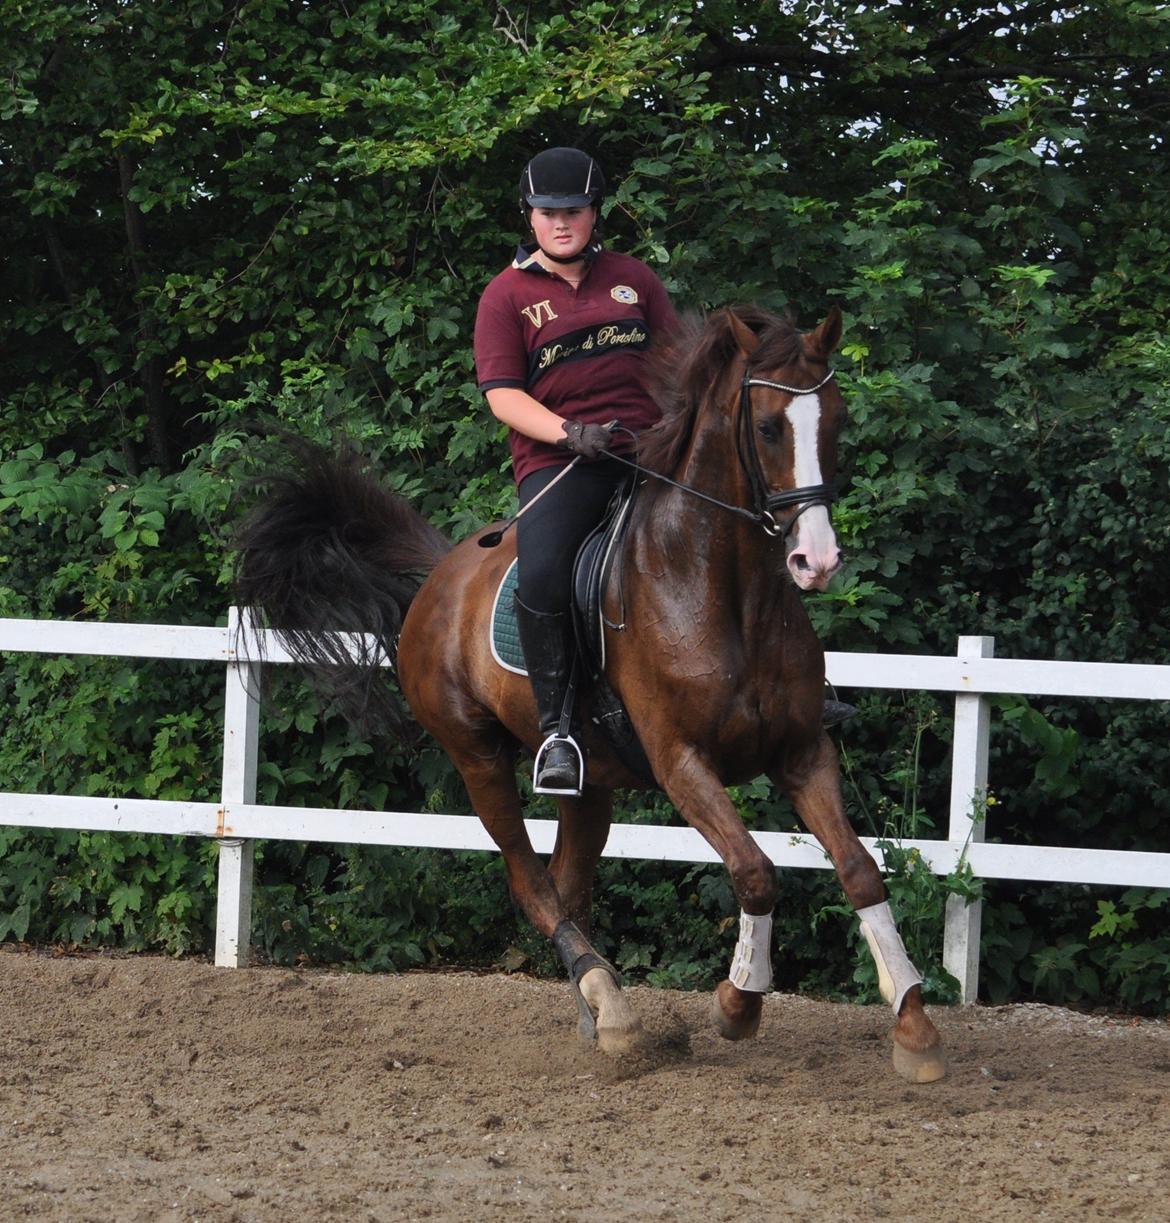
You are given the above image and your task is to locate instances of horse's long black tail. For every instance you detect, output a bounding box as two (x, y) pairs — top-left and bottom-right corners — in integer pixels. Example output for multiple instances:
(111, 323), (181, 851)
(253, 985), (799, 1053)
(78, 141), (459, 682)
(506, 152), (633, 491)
(232, 434), (451, 736)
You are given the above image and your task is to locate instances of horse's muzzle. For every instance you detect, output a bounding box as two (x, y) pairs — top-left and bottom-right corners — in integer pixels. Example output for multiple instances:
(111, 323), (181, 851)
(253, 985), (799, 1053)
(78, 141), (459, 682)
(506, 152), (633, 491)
(786, 550), (842, 592)
(785, 506), (841, 591)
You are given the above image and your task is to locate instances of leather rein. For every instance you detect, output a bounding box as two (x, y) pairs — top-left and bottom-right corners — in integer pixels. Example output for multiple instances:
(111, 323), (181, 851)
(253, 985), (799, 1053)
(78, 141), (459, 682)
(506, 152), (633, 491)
(606, 366), (837, 540)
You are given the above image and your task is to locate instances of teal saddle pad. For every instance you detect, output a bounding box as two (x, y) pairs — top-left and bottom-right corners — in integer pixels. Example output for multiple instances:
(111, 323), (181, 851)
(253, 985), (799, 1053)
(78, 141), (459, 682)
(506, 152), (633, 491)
(490, 559), (527, 675)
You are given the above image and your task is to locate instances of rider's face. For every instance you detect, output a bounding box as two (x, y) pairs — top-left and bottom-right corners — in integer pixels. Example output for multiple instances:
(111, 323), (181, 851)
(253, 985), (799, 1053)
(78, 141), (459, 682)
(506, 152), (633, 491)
(530, 206), (596, 261)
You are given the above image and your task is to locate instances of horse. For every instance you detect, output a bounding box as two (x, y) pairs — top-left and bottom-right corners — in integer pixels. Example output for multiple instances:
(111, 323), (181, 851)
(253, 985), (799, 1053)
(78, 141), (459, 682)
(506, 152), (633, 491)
(233, 305), (947, 1084)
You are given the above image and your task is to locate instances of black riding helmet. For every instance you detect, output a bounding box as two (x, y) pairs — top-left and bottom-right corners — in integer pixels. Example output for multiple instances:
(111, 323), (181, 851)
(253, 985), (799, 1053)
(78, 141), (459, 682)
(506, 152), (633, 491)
(519, 147), (606, 212)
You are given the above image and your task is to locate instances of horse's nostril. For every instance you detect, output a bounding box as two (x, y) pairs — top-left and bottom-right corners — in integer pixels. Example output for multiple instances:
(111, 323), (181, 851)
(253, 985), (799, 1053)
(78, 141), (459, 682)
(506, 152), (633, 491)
(791, 553), (811, 571)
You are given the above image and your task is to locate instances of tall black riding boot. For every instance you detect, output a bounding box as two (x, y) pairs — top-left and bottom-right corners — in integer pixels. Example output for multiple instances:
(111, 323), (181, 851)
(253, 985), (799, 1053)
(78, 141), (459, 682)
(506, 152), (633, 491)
(514, 594), (585, 795)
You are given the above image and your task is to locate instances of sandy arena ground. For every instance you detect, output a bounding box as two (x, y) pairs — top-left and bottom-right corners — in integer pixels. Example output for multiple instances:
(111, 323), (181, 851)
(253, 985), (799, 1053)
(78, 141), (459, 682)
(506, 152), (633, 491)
(2, 949), (1168, 1221)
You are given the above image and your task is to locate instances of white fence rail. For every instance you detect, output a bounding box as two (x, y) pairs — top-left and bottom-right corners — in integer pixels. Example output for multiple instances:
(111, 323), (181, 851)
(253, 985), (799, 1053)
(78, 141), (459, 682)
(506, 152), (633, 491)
(2, 612), (1169, 1001)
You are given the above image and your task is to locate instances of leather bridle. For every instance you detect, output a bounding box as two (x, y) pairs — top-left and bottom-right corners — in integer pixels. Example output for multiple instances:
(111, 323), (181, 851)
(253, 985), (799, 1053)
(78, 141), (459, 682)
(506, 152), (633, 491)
(736, 369), (837, 538)
(606, 366), (838, 540)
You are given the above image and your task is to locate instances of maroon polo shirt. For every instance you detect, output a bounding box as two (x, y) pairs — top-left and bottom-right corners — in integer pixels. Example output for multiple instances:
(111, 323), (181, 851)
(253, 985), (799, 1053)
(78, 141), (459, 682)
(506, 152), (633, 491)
(474, 243), (679, 485)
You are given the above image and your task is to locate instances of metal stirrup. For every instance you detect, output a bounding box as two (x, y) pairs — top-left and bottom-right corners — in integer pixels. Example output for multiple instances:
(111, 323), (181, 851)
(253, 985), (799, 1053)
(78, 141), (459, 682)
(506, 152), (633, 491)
(533, 733), (585, 796)
(533, 655), (585, 796)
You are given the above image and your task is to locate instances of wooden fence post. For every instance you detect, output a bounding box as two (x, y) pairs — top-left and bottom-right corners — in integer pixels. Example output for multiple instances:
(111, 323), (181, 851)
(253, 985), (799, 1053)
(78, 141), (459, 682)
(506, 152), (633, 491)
(215, 608), (260, 967)
(942, 635), (994, 1003)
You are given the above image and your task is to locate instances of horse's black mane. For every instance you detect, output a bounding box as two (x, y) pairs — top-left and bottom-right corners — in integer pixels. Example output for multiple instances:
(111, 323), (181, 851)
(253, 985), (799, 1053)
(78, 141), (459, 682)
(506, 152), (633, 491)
(637, 306), (802, 476)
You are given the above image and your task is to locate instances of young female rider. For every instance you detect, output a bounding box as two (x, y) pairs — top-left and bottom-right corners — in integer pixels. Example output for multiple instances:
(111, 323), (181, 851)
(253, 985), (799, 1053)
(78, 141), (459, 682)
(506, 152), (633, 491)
(474, 146), (679, 796)
(474, 147), (854, 797)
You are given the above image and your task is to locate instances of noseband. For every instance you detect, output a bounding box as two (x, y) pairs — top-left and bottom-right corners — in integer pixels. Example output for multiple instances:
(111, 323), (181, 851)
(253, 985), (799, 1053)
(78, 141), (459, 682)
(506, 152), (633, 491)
(737, 370), (837, 538)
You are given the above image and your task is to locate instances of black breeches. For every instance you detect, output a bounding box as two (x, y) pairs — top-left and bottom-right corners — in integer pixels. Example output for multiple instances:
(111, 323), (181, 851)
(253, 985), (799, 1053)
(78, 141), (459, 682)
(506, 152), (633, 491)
(515, 458), (627, 615)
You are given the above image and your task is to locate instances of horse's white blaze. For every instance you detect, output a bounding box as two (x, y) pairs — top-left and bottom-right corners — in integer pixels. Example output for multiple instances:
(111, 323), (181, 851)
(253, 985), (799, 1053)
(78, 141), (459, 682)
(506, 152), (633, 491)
(785, 393), (841, 590)
(786, 393), (823, 488)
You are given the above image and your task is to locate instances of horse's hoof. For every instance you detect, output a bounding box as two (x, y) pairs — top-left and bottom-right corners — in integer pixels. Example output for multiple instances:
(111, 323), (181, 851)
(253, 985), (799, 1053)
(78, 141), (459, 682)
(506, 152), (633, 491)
(711, 980), (762, 1041)
(594, 998), (648, 1056)
(596, 1018), (648, 1056)
(892, 1039), (948, 1083)
(579, 967), (646, 1056)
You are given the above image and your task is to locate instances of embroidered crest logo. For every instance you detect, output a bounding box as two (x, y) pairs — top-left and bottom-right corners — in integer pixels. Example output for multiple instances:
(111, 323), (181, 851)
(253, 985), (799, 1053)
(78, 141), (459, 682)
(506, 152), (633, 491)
(521, 299), (558, 327)
(611, 285), (638, 305)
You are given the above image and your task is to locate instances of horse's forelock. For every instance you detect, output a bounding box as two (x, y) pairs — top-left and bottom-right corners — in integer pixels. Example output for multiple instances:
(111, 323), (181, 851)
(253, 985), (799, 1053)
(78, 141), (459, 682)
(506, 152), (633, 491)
(743, 308), (802, 371)
(637, 307), (800, 475)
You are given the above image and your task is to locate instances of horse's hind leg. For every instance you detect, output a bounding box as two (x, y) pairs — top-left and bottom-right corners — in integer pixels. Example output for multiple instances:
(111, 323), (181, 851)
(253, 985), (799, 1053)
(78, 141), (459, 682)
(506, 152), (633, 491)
(454, 747), (645, 1055)
(773, 736), (947, 1084)
(548, 787), (611, 930)
(548, 788), (641, 1050)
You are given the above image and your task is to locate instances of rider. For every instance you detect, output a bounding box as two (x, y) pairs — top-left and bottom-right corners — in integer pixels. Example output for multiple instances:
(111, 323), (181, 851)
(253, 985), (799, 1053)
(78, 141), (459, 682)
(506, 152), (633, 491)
(474, 146), (680, 796)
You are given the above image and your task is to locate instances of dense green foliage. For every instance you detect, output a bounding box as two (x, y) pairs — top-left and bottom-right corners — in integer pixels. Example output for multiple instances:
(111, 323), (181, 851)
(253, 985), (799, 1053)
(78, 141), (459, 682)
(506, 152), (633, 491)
(2, 1), (1169, 1009)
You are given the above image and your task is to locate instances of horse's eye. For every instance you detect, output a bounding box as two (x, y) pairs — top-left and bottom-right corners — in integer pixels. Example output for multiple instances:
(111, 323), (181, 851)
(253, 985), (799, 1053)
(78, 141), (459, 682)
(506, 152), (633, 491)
(757, 420), (781, 444)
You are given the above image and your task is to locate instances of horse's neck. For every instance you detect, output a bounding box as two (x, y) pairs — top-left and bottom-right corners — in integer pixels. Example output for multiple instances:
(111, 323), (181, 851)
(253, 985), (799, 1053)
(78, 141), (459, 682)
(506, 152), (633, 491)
(632, 480), (795, 629)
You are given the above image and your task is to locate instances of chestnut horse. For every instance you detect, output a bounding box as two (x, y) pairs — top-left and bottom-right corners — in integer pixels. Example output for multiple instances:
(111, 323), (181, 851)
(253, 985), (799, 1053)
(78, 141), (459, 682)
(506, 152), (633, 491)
(234, 306), (946, 1083)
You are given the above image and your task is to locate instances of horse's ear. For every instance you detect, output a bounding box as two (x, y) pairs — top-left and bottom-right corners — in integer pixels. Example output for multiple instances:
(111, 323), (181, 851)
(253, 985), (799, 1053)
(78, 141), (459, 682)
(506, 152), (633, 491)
(725, 308), (760, 357)
(806, 306), (843, 360)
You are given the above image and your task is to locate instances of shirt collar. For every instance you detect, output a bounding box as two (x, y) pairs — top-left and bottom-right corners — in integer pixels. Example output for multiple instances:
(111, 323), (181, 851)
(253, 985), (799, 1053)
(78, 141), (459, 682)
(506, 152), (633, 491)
(512, 240), (602, 274)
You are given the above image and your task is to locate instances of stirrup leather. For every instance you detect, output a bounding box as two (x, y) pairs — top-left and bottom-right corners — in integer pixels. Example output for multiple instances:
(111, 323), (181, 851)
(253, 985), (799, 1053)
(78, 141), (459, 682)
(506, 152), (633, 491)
(533, 733), (585, 797)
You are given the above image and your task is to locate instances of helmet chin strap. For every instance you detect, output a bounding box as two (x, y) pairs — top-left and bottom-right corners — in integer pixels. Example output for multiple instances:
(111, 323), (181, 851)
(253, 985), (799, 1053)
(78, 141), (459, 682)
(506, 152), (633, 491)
(526, 216), (600, 265)
(538, 245), (588, 265)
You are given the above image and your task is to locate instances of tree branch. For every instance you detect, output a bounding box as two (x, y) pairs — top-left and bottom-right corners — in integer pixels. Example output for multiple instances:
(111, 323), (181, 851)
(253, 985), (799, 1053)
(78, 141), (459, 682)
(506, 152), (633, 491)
(923, 1), (1065, 57)
(116, 151), (172, 471)
(694, 36), (1166, 94)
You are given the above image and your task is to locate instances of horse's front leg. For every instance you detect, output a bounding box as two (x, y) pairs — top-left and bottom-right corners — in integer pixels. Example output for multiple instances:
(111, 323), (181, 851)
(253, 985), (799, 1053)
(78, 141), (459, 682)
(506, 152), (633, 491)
(773, 734), (947, 1084)
(656, 749), (779, 1041)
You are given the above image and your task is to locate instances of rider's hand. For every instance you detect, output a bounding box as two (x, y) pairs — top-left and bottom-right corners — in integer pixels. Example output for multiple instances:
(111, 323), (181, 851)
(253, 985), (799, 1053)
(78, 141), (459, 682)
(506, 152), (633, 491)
(558, 419), (614, 460)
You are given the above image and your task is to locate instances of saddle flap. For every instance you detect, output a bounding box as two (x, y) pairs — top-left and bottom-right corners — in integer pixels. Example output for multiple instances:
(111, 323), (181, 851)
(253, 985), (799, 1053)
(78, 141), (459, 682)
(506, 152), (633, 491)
(571, 479), (638, 674)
